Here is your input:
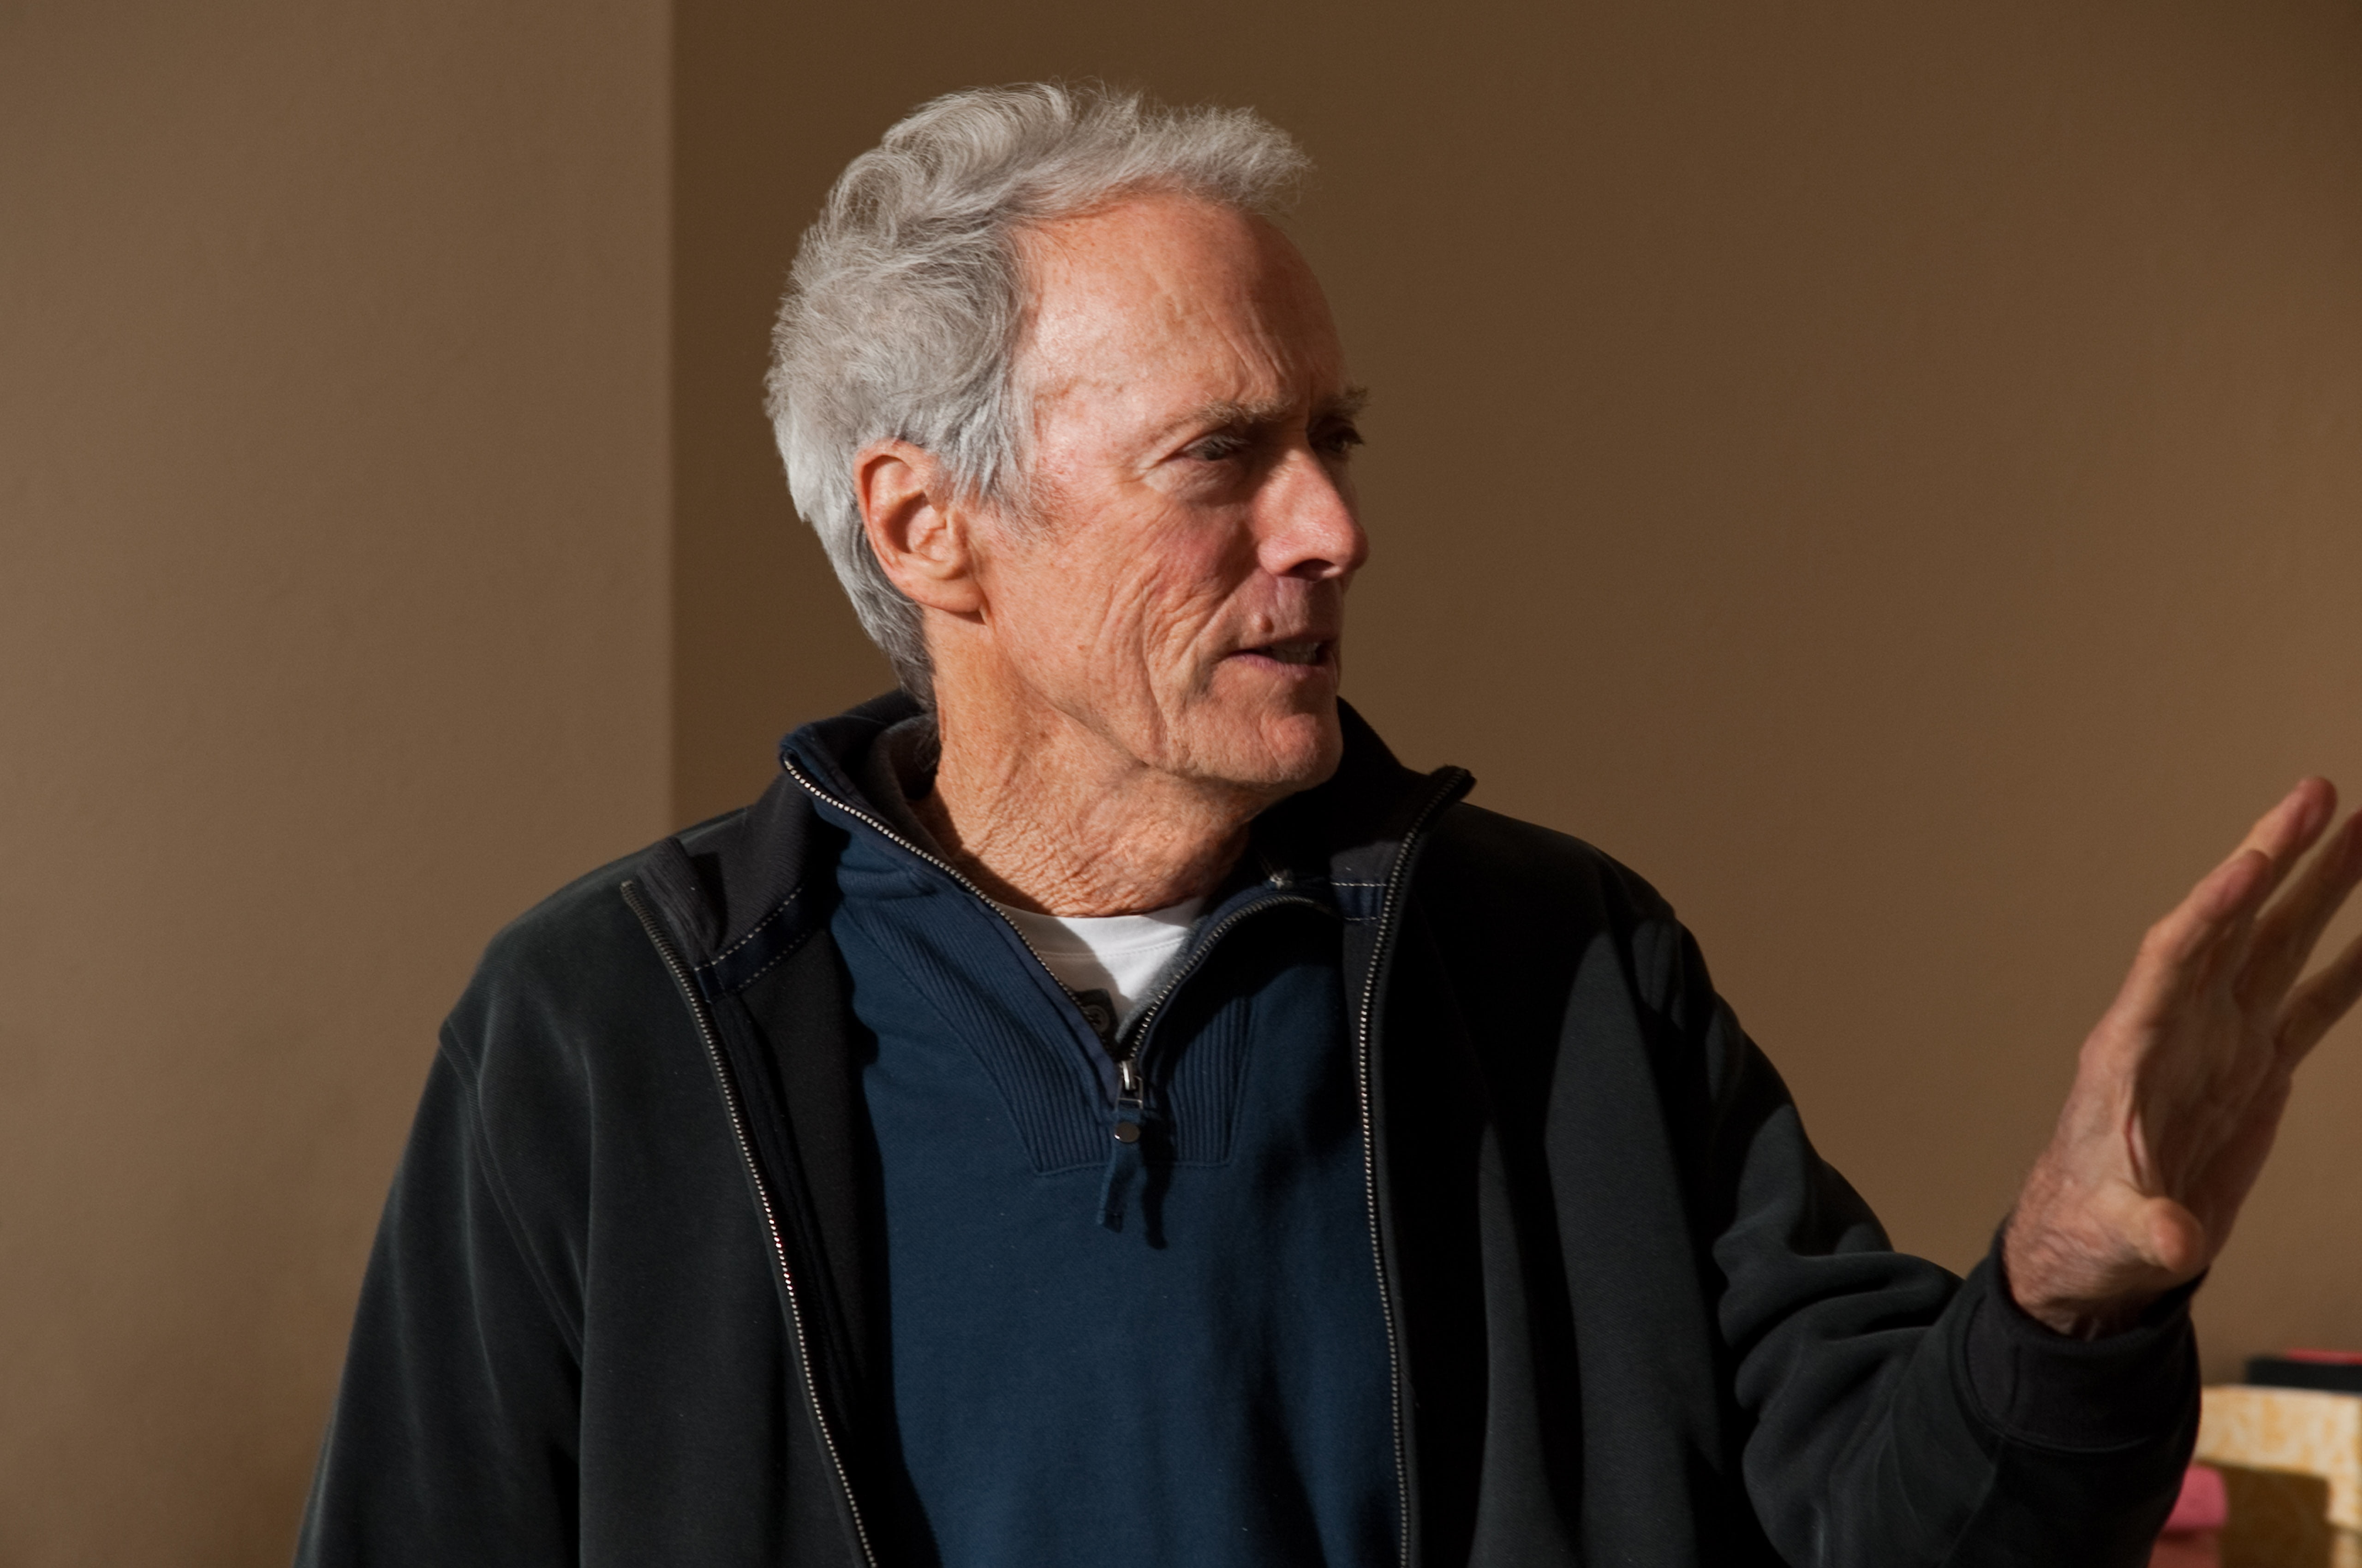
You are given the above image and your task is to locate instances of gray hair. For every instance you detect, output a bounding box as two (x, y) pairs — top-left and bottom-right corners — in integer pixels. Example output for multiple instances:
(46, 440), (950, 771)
(765, 83), (1311, 702)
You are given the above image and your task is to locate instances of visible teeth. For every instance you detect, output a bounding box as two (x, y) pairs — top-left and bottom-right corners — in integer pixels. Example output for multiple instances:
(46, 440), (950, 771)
(1265, 641), (1320, 666)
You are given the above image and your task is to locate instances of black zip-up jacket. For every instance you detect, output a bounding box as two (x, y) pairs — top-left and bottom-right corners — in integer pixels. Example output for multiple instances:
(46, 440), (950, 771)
(296, 695), (2198, 1567)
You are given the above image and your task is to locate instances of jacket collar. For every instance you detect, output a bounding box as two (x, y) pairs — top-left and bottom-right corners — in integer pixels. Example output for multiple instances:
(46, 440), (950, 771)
(634, 691), (1464, 998)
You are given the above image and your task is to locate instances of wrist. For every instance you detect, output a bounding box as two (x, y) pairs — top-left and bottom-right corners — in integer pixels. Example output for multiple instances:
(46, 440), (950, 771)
(2002, 1208), (2164, 1340)
(1965, 1246), (2201, 1451)
(2010, 1288), (2152, 1340)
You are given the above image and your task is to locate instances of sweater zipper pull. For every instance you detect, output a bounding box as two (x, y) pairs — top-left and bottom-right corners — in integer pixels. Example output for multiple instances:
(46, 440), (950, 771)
(1098, 1054), (1147, 1232)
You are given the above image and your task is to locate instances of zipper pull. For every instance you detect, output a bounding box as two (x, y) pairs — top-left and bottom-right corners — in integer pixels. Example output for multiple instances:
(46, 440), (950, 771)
(1100, 1052), (1147, 1231)
(1116, 1056), (1143, 1131)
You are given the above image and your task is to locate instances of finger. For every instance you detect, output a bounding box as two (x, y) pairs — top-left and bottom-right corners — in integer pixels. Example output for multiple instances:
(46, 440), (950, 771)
(2115, 847), (2277, 1025)
(2228, 778), (2340, 912)
(2278, 923), (2362, 1066)
(2245, 808), (2362, 1010)
(2166, 781), (2338, 1001)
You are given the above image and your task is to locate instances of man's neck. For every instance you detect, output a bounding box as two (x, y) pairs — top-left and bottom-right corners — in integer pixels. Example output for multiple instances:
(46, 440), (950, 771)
(911, 708), (1271, 918)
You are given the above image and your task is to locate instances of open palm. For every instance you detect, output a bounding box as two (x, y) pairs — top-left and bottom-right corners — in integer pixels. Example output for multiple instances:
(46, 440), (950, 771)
(2005, 779), (2362, 1337)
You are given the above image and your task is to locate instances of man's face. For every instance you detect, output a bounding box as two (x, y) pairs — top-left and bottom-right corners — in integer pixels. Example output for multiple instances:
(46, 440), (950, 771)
(968, 193), (1366, 796)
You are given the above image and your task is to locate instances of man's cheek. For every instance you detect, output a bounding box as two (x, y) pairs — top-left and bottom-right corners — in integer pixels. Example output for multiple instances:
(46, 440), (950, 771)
(1080, 560), (1199, 665)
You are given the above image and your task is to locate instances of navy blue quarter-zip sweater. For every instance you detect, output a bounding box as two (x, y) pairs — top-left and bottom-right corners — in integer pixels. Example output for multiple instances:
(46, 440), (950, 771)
(786, 722), (1398, 1568)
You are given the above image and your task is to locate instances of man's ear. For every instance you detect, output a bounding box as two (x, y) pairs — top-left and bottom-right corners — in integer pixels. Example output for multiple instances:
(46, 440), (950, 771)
(854, 440), (987, 617)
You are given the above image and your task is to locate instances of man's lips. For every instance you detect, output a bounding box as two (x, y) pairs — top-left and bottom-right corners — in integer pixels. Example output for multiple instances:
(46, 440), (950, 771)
(1228, 638), (1336, 668)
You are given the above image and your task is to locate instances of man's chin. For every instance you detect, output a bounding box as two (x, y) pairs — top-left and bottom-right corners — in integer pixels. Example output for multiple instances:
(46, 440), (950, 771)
(1186, 704), (1343, 797)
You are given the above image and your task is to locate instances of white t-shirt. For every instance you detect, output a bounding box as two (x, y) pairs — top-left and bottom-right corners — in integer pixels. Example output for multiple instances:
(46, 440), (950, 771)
(994, 897), (1205, 1019)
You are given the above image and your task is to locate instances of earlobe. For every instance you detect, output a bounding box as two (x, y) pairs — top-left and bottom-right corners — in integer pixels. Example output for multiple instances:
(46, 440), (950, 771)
(855, 441), (987, 616)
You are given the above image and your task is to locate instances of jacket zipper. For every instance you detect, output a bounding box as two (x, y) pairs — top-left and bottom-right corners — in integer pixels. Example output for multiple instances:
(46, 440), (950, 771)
(621, 877), (882, 1568)
(1356, 767), (1474, 1568)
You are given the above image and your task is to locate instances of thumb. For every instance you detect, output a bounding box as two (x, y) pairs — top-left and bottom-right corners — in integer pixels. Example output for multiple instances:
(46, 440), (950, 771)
(2121, 1191), (2209, 1281)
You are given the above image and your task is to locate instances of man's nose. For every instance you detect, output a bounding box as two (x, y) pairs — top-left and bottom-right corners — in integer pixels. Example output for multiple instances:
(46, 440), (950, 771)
(1254, 448), (1367, 582)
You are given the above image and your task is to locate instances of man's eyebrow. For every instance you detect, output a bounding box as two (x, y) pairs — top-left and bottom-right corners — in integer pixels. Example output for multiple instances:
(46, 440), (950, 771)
(1158, 385), (1372, 440)
(1320, 386), (1372, 423)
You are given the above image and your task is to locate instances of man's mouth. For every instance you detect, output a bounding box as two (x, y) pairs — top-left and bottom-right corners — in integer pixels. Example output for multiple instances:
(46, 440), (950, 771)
(1237, 639), (1331, 668)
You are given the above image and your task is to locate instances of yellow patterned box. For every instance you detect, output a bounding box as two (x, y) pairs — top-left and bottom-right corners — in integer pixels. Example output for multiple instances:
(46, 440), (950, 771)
(2195, 1385), (2362, 1568)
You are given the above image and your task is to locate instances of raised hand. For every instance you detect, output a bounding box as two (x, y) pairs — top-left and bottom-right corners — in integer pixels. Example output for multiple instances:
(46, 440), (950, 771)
(2004, 779), (2362, 1337)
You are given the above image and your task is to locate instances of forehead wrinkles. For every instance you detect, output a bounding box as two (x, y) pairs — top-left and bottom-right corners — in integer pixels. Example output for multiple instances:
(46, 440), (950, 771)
(1013, 197), (1339, 421)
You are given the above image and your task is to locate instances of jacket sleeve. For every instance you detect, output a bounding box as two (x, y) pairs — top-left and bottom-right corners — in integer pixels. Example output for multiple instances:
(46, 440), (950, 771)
(1654, 918), (2199, 1568)
(292, 1029), (583, 1566)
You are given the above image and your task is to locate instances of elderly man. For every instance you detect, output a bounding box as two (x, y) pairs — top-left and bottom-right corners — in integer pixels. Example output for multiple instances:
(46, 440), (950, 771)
(298, 86), (2362, 1567)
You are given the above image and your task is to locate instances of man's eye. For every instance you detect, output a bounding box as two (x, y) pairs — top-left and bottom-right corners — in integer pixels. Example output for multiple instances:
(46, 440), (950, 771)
(1184, 433), (1250, 462)
(1315, 423), (1364, 457)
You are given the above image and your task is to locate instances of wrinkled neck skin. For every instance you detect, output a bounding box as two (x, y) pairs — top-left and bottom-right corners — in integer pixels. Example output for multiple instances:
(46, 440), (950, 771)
(912, 667), (1287, 918)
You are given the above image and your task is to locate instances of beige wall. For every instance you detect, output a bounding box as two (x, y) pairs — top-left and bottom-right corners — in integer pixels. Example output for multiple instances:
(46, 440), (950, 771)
(0, 0), (670, 1561)
(673, 0), (2362, 1377)
(6, 0), (2359, 1560)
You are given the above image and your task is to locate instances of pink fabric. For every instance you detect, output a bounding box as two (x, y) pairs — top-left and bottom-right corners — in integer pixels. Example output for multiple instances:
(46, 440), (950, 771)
(2147, 1532), (2221, 1568)
(2163, 1465), (2228, 1534)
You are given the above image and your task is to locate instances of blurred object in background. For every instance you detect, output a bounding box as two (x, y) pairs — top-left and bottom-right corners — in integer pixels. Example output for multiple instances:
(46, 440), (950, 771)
(2250, 1353), (2362, 1397)
(2151, 1465), (2226, 1568)
(2196, 1382), (2362, 1567)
